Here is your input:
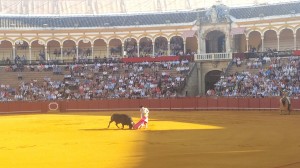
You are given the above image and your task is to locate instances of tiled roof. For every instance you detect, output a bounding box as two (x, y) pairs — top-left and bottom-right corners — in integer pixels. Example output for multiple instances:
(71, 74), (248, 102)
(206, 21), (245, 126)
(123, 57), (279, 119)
(0, 11), (199, 29)
(229, 1), (300, 19)
(0, 2), (299, 29)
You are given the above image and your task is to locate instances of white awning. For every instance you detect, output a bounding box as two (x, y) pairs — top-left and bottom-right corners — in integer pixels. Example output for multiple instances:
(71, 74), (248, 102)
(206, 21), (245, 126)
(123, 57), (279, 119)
(182, 30), (196, 38)
(230, 27), (246, 35)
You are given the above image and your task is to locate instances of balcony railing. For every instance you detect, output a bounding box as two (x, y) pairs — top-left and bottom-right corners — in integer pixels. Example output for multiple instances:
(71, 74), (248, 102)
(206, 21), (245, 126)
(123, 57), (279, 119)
(194, 53), (232, 61)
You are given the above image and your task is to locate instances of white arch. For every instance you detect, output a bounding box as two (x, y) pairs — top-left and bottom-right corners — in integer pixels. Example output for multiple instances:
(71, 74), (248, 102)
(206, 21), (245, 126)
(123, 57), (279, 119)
(169, 35), (183, 41)
(137, 35), (154, 43)
(295, 26), (300, 33)
(76, 38), (93, 45)
(108, 37), (123, 45)
(203, 28), (227, 39)
(45, 39), (62, 46)
(153, 35), (168, 42)
(14, 38), (30, 45)
(30, 39), (43, 46)
(62, 39), (77, 46)
(262, 29), (277, 37)
(278, 27), (294, 36)
(0, 39), (14, 46)
(122, 37), (138, 44)
(92, 38), (108, 45)
(246, 30), (262, 38)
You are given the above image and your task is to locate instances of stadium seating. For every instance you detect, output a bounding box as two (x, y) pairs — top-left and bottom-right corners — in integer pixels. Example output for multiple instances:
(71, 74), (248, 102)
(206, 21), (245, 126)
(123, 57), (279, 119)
(211, 55), (300, 98)
(0, 59), (192, 101)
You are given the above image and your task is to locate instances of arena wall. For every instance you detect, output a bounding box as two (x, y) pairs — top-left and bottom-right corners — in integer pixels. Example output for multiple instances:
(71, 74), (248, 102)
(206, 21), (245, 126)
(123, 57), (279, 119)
(0, 97), (299, 114)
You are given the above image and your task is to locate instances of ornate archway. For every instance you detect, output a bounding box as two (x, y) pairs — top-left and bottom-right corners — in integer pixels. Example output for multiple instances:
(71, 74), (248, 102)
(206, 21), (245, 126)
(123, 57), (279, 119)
(124, 38), (137, 57)
(109, 38), (122, 57)
(0, 40), (13, 62)
(139, 37), (153, 57)
(170, 36), (183, 55)
(154, 36), (168, 56)
(205, 30), (226, 53)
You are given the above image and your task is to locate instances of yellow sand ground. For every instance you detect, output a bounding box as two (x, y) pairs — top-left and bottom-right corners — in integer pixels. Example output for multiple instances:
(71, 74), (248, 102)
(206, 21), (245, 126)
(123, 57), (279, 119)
(0, 110), (299, 168)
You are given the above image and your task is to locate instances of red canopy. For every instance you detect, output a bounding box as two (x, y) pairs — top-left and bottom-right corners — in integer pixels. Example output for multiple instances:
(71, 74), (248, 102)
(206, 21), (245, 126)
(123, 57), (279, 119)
(121, 56), (180, 63)
(293, 50), (300, 56)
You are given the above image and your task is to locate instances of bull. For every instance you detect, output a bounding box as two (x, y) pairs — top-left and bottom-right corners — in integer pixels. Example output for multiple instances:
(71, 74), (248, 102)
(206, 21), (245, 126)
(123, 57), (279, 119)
(107, 114), (135, 129)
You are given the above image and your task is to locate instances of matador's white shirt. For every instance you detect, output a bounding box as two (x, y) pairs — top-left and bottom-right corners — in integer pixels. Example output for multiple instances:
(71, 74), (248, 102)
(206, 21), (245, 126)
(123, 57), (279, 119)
(140, 107), (149, 122)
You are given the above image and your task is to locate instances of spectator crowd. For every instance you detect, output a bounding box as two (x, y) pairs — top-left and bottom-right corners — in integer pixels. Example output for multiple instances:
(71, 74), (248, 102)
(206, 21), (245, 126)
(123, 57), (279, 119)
(0, 59), (191, 101)
(211, 56), (300, 98)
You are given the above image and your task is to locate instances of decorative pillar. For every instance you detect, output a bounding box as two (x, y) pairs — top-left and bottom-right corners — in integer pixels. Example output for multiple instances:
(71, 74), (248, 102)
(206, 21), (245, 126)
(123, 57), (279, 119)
(294, 33), (297, 50)
(76, 45), (79, 60)
(91, 44), (94, 59)
(137, 44), (140, 57)
(246, 38), (249, 52)
(121, 42), (124, 58)
(45, 46), (48, 61)
(197, 36), (201, 54)
(60, 45), (63, 63)
(231, 35), (236, 53)
(29, 46), (32, 64)
(107, 44), (110, 57)
(200, 37), (206, 54)
(261, 37), (264, 52)
(183, 40), (186, 54)
(197, 29), (201, 54)
(167, 40), (170, 56)
(13, 45), (16, 61)
(277, 35), (280, 51)
(197, 63), (203, 95)
(196, 11), (201, 54)
(225, 35), (230, 52)
(152, 41), (155, 57)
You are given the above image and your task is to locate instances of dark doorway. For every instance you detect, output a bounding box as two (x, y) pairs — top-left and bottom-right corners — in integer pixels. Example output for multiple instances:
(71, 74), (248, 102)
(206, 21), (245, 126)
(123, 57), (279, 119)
(205, 70), (222, 92)
(205, 30), (226, 53)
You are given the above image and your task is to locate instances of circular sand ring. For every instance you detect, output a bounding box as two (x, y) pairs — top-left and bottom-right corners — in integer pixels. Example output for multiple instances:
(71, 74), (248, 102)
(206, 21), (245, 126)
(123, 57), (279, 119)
(48, 102), (59, 111)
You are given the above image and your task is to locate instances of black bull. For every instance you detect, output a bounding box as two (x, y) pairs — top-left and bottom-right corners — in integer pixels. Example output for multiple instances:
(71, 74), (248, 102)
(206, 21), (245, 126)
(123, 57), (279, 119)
(107, 114), (135, 129)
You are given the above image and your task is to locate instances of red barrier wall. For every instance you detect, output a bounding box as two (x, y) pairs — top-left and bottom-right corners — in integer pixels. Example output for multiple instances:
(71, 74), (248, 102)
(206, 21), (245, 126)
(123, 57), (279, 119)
(0, 97), (299, 114)
(227, 98), (239, 109)
(291, 99), (300, 110)
(197, 97), (208, 109)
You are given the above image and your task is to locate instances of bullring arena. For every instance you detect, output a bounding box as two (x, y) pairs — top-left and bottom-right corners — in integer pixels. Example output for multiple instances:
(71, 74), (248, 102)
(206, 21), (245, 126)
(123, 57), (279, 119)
(0, 98), (300, 168)
(1, 0), (300, 168)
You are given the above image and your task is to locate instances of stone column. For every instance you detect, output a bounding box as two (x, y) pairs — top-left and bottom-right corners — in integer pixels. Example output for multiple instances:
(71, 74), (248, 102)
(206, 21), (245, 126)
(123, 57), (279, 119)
(225, 35), (230, 52)
(167, 40), (171, 55)
(152, 41), (155, 57)
(91, 44), (94, 59)
(121, 42), (124, 58)
(197, 29), (201, 54)
(197, 62), (203, 95)
(246, 38), (249, 52)
(183, 40), (186, 54)
(277, 35), (280, 51)
(107, 44), (110, 57)
(137, 44), (140, 57)
(45, 46), (48, 61)
(261, 37), (264, 52)
(294, 33), (297, 50)
(13, 45), (16, 61)
(76, 45), (79, 60)
(60, 45), (63, 63)
(29, 46), (32, 64)
(200, 37), (206, 54)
